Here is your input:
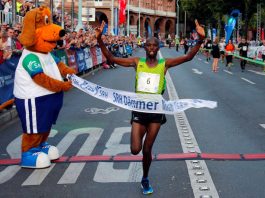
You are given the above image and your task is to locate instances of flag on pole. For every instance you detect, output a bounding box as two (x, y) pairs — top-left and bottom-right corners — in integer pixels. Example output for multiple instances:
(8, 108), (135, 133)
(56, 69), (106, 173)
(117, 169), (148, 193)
(225, 9), (240, 44)
(119, 0), (126, 25)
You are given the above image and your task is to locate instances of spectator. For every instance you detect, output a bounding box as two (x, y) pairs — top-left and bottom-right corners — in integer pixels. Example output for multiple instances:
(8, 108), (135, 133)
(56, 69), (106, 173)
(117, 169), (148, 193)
(13, 28), (23, 53)
(53, 13), (61, 26)
(16, 0), (23, 15)
(19, 1), (33, 16)
(0, 31), (4, 63)
(3, 0), (12, 24)
(258, 40), (265, 72)
(1, 23), (8, 33)
(219, 37), (226, 63)
(6, 27), (13, 49)
(204, 38), (212, 62)
(55, 39), (65, 50)
(175, 36), (180, 52)
(211, 37), (220, 72)
(64, 32), (73, 50)
(13, 23), (22, 32)
(167, 34), (172, 48)
(0, 31), (12, 59)
(0, 0), (4, 11)
(183, 38), (189, 54)
(26, 0), (34, 10)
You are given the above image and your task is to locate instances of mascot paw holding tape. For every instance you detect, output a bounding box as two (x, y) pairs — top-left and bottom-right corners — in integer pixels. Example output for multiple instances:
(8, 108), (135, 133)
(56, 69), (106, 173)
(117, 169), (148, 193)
(13, 6), (76, 168)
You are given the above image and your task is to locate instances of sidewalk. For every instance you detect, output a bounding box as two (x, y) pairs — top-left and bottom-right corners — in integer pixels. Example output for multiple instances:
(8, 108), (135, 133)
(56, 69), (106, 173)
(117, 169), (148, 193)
(0, 107), (18, 126)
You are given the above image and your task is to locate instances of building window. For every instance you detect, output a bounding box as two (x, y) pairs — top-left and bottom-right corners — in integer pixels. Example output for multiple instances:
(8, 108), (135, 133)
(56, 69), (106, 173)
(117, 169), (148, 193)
(95, 0), (103, 6)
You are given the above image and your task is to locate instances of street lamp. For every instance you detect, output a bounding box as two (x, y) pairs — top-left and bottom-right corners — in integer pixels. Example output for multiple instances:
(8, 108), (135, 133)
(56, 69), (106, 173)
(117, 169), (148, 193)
(50, 0), (53, 16)
(35, 0), (38, 9)
(71, 0), (74, 31)
(61, 0), (65, 28)
(176, 0), (179, 38)
(75, 0), (83, 31)
(111, 0), (114, 35)
(127, 0), (130, 36)
(184, 10), (186, 37)
(12, 0), (16, 24)
(138, 0), (140, 37)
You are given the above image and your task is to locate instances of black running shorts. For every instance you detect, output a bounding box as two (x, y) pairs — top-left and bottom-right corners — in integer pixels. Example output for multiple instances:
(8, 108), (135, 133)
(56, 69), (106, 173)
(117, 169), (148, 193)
(131, 111), (167, 125)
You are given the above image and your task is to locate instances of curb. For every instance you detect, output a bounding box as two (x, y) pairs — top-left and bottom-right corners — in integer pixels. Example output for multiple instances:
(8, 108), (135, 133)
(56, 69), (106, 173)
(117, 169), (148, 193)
(0, 107), (18, 126)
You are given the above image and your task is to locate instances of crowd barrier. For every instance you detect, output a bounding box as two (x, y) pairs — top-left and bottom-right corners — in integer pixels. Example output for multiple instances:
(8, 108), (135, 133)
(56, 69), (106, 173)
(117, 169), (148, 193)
(246, 46), (264, 60)
(0, 10), (24, 25)
(200, 46), (265, 66)
(227, 46), (265, 67)
(0, 46), (106, 110)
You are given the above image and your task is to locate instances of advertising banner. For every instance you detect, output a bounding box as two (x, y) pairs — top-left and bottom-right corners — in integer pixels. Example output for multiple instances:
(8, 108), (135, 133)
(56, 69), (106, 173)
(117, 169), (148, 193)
(65, 49), (78, 73)
(83, 48), (93, 69)
(54, 49), (68, 65)
(96, 47), (102, 64)
(75, 48), (86, 73)
(90, 47), (98, 66)
(0, 55), (19, 104)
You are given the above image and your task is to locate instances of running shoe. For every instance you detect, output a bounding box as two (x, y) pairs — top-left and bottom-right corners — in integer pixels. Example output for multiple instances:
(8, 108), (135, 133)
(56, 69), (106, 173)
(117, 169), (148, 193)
(141, 178), (153, 195)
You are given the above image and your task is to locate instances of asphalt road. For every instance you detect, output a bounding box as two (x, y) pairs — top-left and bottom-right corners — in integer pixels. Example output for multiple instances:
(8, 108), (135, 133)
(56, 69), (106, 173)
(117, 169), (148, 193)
(0, 47), (264, 198)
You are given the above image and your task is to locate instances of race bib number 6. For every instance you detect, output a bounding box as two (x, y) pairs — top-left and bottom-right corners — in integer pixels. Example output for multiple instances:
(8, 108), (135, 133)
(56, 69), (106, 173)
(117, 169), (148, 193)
(137, 72), (160, 93)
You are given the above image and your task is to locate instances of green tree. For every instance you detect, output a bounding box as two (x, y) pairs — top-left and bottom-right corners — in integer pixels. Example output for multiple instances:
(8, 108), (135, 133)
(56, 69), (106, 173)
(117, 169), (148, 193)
(179, 0), (264, 39)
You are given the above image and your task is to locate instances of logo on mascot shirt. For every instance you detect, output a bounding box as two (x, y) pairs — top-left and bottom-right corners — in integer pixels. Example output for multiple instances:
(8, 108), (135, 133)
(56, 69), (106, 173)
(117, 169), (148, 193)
(28, 60), (41, 71)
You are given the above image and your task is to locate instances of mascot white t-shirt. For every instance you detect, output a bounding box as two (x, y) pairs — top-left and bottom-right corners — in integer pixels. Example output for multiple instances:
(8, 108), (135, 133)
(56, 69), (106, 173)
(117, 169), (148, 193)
(14, 49), (63, 99)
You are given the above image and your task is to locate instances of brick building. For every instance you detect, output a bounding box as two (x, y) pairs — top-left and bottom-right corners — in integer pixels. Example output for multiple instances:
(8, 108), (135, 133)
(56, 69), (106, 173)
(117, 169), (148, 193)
(61, 0), (176, 39)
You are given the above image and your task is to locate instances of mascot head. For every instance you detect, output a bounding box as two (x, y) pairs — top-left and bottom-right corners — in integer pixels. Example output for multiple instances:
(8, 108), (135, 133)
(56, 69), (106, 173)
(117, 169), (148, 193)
(19, 6), (65, 53)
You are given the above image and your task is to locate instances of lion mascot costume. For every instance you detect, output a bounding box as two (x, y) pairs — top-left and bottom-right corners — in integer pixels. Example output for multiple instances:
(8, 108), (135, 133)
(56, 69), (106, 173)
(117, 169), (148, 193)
(13, 6), (76, 168)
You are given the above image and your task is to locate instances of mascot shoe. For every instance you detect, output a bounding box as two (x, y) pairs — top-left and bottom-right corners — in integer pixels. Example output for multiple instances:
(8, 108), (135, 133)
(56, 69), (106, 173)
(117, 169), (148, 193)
(21, 147), (51, 168)
(39, 142), (59, 160)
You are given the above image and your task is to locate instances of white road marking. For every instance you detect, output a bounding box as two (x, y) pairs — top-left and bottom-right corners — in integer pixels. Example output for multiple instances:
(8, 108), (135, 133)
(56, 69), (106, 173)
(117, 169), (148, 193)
(192, 68), (203, 75)
(198, 58), (202, 61)
(0, 135), (21, 184)
(248, 70), (265, 76)
(260, 124), (265, 129)
(223, 69), (233, 75)
(166, 72), (219, 198)
(21, 128), (103, 186)
(159, 51), (219, 198)
(241, 78), (256, 85)
(57, 128), (103, 184)
(94, 127), (142, 183)
(204, 61), (209, 64)
(84, 107), (120, 114)
(0, 131), (58, 184)
(22, 164), (56, 186)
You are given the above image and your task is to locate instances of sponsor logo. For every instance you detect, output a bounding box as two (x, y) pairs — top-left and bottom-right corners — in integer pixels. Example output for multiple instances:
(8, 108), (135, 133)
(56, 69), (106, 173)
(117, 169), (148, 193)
(133, 116), (139, 121)
(28, 61), (41, 71)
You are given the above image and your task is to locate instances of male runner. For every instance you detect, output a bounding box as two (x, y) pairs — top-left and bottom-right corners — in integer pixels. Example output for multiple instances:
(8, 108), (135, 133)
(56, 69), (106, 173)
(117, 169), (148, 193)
(95, 20), (205, 195)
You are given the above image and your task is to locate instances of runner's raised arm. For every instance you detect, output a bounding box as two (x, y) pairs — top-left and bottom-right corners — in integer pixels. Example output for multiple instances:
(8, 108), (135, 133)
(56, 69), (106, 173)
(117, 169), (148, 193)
(165, 19), (205, 69)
